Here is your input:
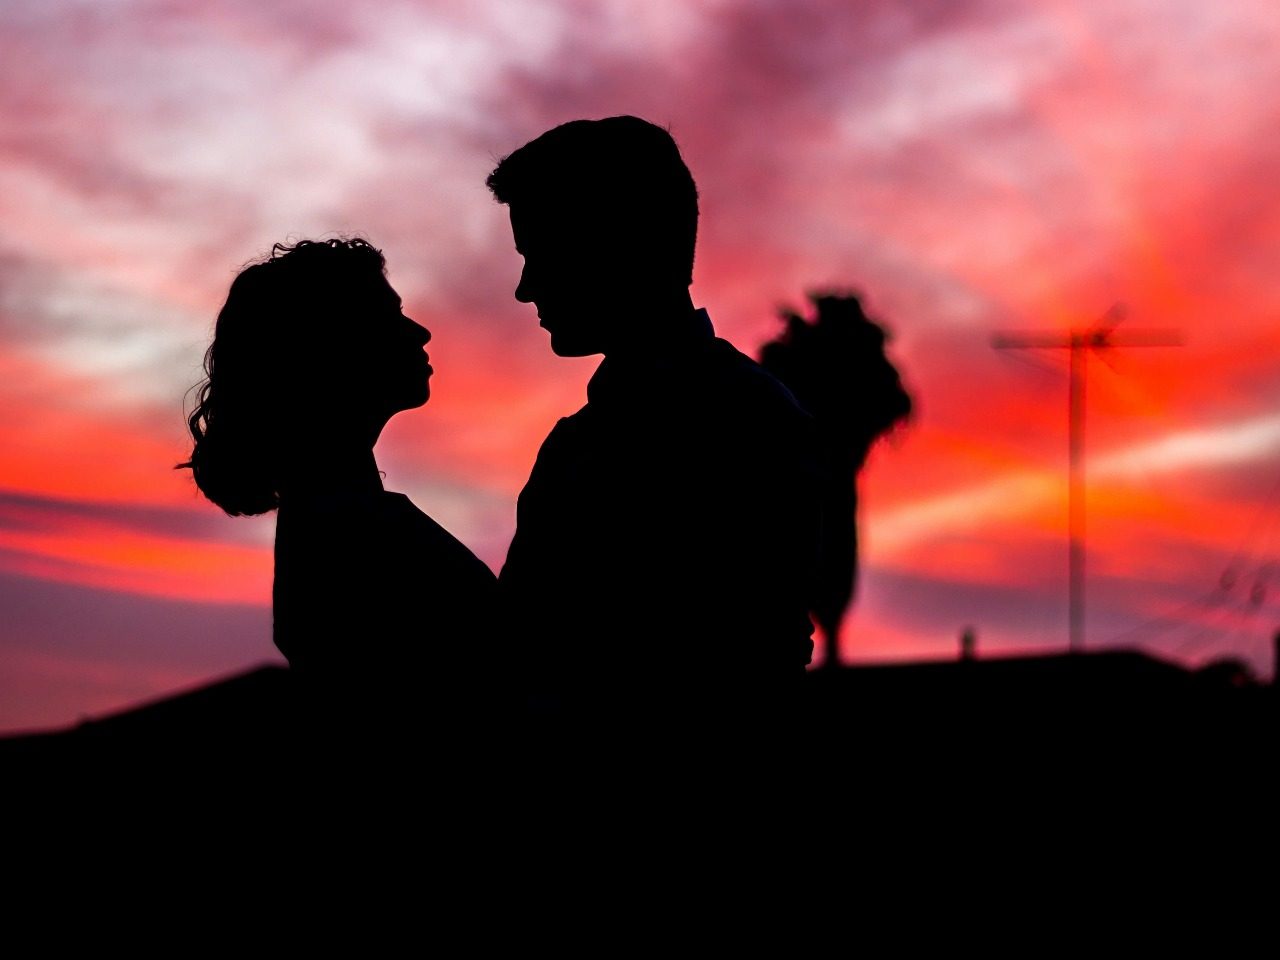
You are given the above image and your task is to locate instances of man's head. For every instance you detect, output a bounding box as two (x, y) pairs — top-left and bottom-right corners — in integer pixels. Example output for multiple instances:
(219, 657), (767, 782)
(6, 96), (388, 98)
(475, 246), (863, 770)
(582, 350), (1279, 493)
(487, 116), (699, 356)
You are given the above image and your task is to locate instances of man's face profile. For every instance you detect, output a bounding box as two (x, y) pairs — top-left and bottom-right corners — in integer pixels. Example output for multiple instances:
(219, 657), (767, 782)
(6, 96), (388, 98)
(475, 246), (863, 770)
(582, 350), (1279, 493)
(509, 203), (622, 358)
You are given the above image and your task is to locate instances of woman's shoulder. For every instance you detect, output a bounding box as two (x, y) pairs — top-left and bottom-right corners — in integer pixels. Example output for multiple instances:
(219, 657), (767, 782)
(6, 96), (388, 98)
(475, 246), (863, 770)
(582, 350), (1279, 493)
(276, 490), (495, 585)
(377, 491), (498, 584)
(377, 490), (458, 541)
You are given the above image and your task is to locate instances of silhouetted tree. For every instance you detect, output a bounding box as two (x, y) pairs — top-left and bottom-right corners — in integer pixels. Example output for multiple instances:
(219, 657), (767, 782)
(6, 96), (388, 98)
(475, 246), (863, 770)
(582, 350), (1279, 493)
(760, 292), (912, 668)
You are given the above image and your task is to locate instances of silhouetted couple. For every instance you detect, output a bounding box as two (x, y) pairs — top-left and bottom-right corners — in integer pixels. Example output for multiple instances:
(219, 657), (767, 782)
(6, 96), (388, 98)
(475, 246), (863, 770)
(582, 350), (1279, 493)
(183, 117), (821, 753)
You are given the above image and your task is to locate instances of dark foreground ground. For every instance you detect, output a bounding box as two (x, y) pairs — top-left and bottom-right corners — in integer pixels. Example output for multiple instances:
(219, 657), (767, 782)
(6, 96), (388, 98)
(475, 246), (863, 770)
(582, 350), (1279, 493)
(4, 647), (1271, 778)
(3, 647), (1273, 888)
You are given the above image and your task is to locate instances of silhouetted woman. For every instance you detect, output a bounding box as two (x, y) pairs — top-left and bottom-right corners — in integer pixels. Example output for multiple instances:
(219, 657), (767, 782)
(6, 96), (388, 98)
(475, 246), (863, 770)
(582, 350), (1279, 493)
(180, 239), (497, 743)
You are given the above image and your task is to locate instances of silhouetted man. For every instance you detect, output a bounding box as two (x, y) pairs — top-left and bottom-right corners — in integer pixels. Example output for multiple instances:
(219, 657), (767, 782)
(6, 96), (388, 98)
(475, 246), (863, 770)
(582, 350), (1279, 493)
(488, 117), (820, 729)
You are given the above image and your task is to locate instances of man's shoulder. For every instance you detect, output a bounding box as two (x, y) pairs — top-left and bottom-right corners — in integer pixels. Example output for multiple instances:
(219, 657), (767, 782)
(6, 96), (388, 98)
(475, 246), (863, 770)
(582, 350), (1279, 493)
(526, 406), (599, 471)
(543, 405), (594, 439)
(701, 337), (811, 423)
(552, 337), (813, 450)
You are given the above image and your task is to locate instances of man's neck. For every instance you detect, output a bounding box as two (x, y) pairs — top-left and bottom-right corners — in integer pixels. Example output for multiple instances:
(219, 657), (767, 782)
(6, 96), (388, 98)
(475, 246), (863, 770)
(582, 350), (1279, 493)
(602, 289), (702, 359)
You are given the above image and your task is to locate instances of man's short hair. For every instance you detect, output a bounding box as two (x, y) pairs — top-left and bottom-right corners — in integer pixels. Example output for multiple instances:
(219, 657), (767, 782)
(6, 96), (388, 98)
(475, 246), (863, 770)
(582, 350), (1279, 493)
(487, 116), (699, 286)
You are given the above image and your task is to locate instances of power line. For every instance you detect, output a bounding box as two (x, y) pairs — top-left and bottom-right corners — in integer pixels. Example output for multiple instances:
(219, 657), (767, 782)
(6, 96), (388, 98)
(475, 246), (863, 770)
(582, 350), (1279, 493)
(1090, 436), (1280, 663)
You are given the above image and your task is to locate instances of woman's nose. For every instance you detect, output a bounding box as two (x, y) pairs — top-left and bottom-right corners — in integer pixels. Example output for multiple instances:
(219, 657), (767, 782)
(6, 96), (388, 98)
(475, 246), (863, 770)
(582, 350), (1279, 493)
(408, 318), (431, 346)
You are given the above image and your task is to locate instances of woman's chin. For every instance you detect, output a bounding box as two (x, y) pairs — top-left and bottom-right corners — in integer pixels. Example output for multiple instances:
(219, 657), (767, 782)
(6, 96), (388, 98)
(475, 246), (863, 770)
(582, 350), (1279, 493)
(393, 387), (430, 414)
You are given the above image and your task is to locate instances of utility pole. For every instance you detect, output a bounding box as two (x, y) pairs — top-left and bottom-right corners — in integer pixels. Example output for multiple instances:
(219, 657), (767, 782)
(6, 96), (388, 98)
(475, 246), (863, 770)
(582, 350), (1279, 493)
(994, 306), (1180, 653)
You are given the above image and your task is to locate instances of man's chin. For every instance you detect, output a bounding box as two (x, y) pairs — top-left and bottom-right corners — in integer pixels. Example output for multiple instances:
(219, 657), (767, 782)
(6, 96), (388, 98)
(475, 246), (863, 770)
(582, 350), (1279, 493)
(548, 330), (603, 358)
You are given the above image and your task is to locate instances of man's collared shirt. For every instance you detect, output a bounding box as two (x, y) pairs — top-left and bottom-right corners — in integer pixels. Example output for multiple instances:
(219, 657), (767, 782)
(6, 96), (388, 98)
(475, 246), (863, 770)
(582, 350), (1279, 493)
(500, 308), (821, 709)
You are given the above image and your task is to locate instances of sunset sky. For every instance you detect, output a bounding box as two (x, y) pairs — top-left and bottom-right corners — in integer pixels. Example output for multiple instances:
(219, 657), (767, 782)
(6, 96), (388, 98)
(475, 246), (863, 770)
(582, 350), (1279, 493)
(3, 0), (1279, 731)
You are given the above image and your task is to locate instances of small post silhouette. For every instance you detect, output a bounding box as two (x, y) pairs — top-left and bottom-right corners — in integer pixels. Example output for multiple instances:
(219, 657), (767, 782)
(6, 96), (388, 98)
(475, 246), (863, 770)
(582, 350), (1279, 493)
(993, 305), (1181, 653)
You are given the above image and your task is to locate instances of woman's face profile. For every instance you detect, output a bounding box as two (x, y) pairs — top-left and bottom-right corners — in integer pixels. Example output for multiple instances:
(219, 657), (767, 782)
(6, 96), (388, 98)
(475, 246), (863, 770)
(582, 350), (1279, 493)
(334, 273), (433, 424)
(372, 276), (433, 416)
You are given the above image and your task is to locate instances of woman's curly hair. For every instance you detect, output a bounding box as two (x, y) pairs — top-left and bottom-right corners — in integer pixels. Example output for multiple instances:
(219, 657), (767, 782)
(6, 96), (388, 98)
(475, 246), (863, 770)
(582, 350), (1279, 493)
(179, 238), (387, 516)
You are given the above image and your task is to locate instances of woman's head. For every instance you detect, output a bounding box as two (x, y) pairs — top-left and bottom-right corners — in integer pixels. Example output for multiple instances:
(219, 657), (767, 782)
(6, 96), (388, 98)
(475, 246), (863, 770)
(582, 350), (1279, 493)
(181, 238), (432, 516)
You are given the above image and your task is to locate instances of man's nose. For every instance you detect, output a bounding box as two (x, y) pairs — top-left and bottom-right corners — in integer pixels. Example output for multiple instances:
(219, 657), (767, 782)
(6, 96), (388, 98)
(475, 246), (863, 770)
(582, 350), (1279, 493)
(408, 318), (431, 346)
(515, 264), (534, 304)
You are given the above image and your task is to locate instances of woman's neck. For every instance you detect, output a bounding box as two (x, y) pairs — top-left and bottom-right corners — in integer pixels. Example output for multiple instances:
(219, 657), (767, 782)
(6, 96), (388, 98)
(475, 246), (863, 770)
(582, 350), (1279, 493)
(277, 443), (384, 504)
